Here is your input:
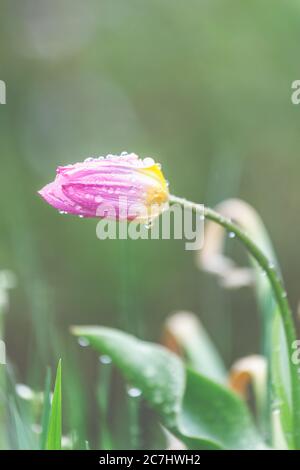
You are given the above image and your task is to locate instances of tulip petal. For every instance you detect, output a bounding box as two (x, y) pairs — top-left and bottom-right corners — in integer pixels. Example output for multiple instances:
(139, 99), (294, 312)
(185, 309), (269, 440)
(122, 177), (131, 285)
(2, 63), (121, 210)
(38, 153), (169, 221)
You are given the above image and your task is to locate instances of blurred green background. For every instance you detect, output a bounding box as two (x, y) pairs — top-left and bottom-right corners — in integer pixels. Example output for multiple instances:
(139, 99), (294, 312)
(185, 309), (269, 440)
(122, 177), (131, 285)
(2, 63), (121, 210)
(0, 0), (300, 447)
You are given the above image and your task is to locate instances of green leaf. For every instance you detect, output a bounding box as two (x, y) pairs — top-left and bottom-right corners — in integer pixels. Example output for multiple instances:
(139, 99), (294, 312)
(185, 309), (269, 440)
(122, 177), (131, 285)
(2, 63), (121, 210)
(72, 327), (267, 450)
(40, 368), (52, 450)
(46, 359), (62, 450)
(165, 311), (226, 383)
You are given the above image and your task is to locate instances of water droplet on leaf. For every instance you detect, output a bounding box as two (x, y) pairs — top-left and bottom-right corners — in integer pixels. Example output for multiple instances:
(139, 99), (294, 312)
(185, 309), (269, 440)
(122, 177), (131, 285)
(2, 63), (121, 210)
(78, 337), (89, 347)
(99, 354), (112, 365)
(127, 387), (142, 398)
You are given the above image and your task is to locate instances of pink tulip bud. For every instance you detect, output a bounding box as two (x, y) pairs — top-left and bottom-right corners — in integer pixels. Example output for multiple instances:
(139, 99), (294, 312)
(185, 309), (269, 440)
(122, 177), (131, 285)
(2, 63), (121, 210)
(38, 153), (169, 222)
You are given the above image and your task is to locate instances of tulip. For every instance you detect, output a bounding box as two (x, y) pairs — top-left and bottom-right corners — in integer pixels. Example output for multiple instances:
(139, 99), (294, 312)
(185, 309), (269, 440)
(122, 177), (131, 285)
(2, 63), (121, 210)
(38, 153), (169, 222)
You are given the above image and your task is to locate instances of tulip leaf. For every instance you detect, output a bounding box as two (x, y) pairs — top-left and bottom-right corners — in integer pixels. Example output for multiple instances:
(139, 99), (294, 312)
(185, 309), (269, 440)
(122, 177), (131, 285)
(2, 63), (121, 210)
(165, 312), (226, 384)
(46, 359), (62, 450)
(72, 327), (267, 450)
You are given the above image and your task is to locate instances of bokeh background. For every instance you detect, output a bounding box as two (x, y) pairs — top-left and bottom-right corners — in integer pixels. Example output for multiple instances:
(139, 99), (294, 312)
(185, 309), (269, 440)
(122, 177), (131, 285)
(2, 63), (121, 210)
(0, 0), (300, 447)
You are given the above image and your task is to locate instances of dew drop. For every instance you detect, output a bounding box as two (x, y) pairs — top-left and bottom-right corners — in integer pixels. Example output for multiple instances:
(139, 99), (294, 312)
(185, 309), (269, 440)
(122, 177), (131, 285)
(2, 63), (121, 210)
(78, 337), (89, 347)
(16, 384), (34, 401)
(59, 210), (67, 215)
(144, 220), (153, 230)
(121, 151), (128, 156)
(127, 387), (142, 398)
(228, 231), (236, 239)
(99, 354), (112, 365)
(78, 214), (84, 218)
(84, 157), (94, 162)
(143, 157), (155, 167)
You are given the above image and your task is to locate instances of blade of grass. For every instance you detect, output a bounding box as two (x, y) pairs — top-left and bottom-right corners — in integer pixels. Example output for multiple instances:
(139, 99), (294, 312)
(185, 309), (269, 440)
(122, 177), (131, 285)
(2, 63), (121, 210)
(40, 367), (52, 450)
(8, 397), (35, 450)
(46, 359), (62, 450)
(97, 356), (113, 450)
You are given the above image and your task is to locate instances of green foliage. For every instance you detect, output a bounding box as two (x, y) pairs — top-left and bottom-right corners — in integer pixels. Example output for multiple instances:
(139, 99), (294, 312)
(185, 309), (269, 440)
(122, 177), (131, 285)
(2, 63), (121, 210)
(40, 368), (52, 450)
(46, 360), (62, 450)
(72, 327), (267, 450)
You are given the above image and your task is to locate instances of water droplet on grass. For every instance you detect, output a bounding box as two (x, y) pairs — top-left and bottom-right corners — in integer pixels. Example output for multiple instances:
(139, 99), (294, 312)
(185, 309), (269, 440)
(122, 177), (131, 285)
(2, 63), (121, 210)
(228, 231), (235, 239)
(127, 387), (142, 398)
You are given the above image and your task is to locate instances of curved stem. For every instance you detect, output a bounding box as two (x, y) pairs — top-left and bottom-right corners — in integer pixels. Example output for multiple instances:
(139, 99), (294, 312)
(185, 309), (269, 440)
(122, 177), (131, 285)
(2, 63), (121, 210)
(170, 194), (300, 448)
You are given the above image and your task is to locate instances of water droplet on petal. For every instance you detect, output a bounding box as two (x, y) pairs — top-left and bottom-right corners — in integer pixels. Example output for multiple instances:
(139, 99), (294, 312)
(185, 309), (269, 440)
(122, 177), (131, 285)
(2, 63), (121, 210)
(143, 157), (155, 167)
(144, 220), (154, 230)
(78, 337), (89, 347)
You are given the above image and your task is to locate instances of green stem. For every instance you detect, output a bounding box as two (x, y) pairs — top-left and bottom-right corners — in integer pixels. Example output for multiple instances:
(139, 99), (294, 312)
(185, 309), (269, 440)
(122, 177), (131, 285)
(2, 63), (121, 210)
(170, 195), (300, 448)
